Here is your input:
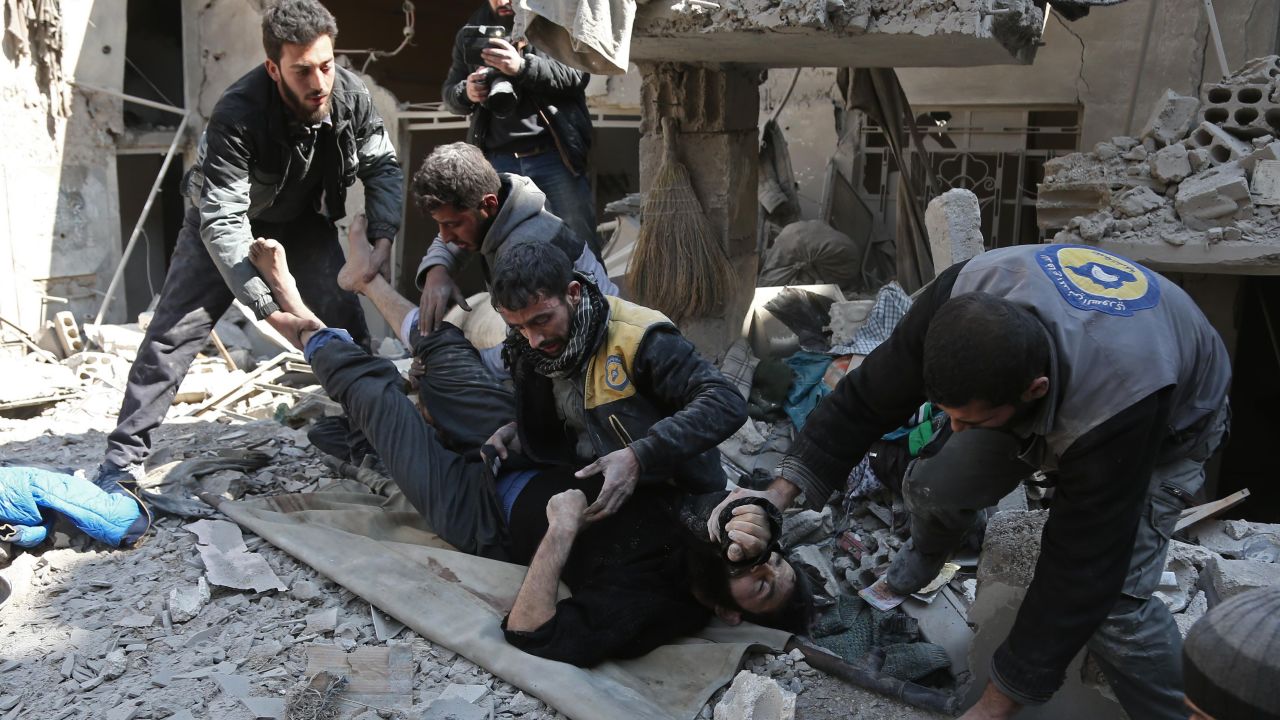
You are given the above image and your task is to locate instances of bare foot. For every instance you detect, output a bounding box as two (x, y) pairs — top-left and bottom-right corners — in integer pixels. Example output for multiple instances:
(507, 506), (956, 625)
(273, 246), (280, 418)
(337, 214), (375, 293)
(249, 238), (316, 322)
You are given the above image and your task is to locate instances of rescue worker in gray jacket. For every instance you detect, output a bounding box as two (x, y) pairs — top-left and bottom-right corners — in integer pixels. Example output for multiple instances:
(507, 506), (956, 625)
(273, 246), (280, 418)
(94, 0), (403, 504)
(411, 142), (615, 377)
(713, 244), (1231, 720)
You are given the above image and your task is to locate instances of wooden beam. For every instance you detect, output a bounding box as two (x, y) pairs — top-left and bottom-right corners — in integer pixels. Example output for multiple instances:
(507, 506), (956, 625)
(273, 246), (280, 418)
(1176, 488), (1251, 532)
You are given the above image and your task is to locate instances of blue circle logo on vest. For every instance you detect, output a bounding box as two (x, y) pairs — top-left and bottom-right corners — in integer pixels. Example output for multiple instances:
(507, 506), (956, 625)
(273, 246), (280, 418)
(1035, 244), (1160, 317)
(604, 354), (630, 391)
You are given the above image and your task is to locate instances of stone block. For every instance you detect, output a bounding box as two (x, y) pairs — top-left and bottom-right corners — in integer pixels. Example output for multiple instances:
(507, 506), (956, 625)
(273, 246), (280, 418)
(1036, 181), (1112, 230)
(713, 670), (795, 720)
(1200, 82), (1280, 139)
(167, 578), (210, 624)
(1149, 143), (1192, 184)
(1113, 186), (1166, 218)
(1142, 90), (1199, 147)
(1240, 139), (1280, 174)
(1207, 557), (1280, 603)
(1174, 164), (1252, 230)
(1251, 159), (1280, 206)
(966, 511), (1125, 718)
(925, 188), (986, 269)
(1185, 121), (1252, 165)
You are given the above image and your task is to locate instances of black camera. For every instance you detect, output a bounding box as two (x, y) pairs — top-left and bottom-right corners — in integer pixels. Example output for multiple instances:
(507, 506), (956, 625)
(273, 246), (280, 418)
(461, 25), (518, 118)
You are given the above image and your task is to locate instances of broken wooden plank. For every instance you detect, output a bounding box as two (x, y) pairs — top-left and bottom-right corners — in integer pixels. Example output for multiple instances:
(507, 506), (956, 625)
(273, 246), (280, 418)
(1176, 488), (1250, 532)
(187, 352), (298, 417)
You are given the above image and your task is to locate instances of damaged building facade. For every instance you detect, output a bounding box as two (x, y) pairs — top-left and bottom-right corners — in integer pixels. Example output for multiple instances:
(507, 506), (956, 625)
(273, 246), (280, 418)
(2, 0), (1280, 718)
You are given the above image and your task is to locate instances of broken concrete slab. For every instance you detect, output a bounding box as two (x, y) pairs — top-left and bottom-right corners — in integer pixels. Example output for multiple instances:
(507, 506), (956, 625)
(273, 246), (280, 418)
(422, 698), (487, 720)
(369, 604), (405, 642)
(167, 577), (210, 623)
(1252, 159), (1280, 205)
(1207, 557), (1280, 603)
(1175, 164), (1252, 229)
(925, 188), (985, 270)
(305, 607), (337, 634)
(1142, 90), (1200, 147)
(713, 669), (795, 720)
(1113, 186), (1166, 218)
(1149, 144), (1192, 184)
(437, 683), (488, 704)
(967, 511), (1125, 719)
(185, 519), (286, 593)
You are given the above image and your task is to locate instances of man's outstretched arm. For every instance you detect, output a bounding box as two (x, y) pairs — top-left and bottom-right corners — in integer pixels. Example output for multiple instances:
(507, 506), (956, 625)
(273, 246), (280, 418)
(506, 490), (585, 632)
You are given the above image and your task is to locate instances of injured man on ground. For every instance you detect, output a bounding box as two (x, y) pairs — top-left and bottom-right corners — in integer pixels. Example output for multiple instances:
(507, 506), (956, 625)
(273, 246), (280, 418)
(243, 219), (813, 667)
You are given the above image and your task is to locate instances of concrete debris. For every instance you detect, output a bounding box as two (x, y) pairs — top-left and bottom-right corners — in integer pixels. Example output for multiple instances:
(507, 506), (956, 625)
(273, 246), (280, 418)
(925, 188), (986, 270)
(1207, 557), (1280, 603)
(1040, 55), (1280, 254)
(714, 669), (796, 720)
(185, 518), (286, 593)
(438, 683), (488, 704)
(422, 698), (488, 720)
(1252, 159), (1280, 205)
(167, 577), (211, 623)
(781, 508), (834, 549)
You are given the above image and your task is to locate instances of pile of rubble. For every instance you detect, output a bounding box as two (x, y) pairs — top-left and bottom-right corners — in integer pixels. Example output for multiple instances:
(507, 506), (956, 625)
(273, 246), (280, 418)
(1038, 55), (1280, 249)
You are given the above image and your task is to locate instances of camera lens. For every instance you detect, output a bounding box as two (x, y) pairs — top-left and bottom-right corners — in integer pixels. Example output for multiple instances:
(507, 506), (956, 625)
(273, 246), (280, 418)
(486, 79), (518, 117)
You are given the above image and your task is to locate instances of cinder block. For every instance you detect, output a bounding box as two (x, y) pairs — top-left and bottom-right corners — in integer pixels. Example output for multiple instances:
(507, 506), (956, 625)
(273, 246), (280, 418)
(1200, 82), (1280, 139)
(925, 188), (985, 269)
(1185, 121), (1253, 165)
(1141, 90), (1199, 147)
(52, 310), (84, 356)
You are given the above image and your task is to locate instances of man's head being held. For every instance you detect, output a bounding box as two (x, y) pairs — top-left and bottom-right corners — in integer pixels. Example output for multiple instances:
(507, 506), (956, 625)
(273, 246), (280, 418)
(262, 0), (338, 125)
(490, 240), (581, 359)
(413, 142), (502, 253)
(683, 538), (814, 635)
(922, 292), (1051, 433)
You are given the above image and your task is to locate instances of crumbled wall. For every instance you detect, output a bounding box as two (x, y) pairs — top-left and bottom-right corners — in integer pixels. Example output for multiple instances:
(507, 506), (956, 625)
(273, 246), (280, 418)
(1038, 57), (1280, 271)
(1, 0), (125, 333)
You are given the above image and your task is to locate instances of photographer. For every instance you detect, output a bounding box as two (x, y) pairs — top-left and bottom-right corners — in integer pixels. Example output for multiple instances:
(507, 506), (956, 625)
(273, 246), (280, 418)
(442, 0), (600, 258)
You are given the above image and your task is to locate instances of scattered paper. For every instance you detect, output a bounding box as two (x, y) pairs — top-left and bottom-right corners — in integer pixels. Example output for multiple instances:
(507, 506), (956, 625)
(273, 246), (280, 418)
(859, 576), (907, 611)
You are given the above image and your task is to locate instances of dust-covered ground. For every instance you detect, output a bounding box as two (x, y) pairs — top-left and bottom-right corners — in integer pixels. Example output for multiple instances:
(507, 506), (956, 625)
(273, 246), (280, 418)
(0, 368), (949, 720)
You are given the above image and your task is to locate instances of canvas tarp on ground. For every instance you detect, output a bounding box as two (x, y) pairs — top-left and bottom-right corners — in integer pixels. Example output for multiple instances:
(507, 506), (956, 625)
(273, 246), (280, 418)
(211, 489), (791, 720)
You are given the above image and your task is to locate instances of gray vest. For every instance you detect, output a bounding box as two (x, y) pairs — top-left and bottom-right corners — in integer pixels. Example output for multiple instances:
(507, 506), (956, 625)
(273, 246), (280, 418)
(951, 245), (1231, 458)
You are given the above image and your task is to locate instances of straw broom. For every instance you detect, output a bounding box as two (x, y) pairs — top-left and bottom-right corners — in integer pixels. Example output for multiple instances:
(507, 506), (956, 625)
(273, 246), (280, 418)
(629, 117), (735, 324)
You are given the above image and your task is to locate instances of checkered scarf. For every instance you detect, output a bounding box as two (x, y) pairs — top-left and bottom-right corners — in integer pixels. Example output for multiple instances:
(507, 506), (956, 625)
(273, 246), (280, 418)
(505, 274), (609, 379)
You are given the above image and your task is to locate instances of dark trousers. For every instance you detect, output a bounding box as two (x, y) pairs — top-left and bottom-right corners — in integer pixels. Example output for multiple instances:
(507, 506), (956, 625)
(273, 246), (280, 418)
(105, 206), (370, 469)
(308, 324), (513, 560)
(892, 405), (1228, 720)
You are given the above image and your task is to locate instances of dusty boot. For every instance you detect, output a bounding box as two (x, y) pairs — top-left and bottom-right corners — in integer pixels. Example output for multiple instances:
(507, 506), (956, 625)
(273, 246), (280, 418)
(91, 462), (153, 548)
(884, 538), (948, 595)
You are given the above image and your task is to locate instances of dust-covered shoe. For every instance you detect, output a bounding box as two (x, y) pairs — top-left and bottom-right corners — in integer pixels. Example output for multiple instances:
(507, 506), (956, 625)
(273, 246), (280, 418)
(91, 462), (152, 548)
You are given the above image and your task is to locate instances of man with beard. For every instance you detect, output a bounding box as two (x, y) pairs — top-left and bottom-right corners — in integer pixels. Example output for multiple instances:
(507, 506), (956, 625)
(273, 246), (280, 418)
(410, 142), (615, 377)
(437, 0), (598, 280)
(710, 244), (1232, 719)
(239, 229), (811, 666)
(91, 0), (403, 542)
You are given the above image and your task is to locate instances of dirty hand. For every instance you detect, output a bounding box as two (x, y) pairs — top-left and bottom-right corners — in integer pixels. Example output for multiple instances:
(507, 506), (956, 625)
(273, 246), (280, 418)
(465, 69), (491, 104)
(486, 422), (522, 460)
(481, 38), (525, 77)
(578, 448), (640, 522)
(706, 487), (778, 545)
(546, 489), (588, 534)
(406, 355), (425, 392)
(418, 265), (471, 334)
(724, 504), (773, 562)
(365, 238), (393, 284)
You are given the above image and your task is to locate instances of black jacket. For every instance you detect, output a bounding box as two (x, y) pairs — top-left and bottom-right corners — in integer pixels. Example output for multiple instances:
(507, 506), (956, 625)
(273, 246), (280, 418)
(510, 297), (746, 495)
(442, 7), (593, 174)
(188, 64), (403, 319)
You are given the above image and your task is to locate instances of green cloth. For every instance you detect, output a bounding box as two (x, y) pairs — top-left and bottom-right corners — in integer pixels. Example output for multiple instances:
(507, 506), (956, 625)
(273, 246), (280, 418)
(907, 402), (936, 456)
(879, 642), (951, 682)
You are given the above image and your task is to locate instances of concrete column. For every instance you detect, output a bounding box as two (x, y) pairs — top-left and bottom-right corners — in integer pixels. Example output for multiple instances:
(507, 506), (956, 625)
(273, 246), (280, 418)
(637, 62), (761, 359)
